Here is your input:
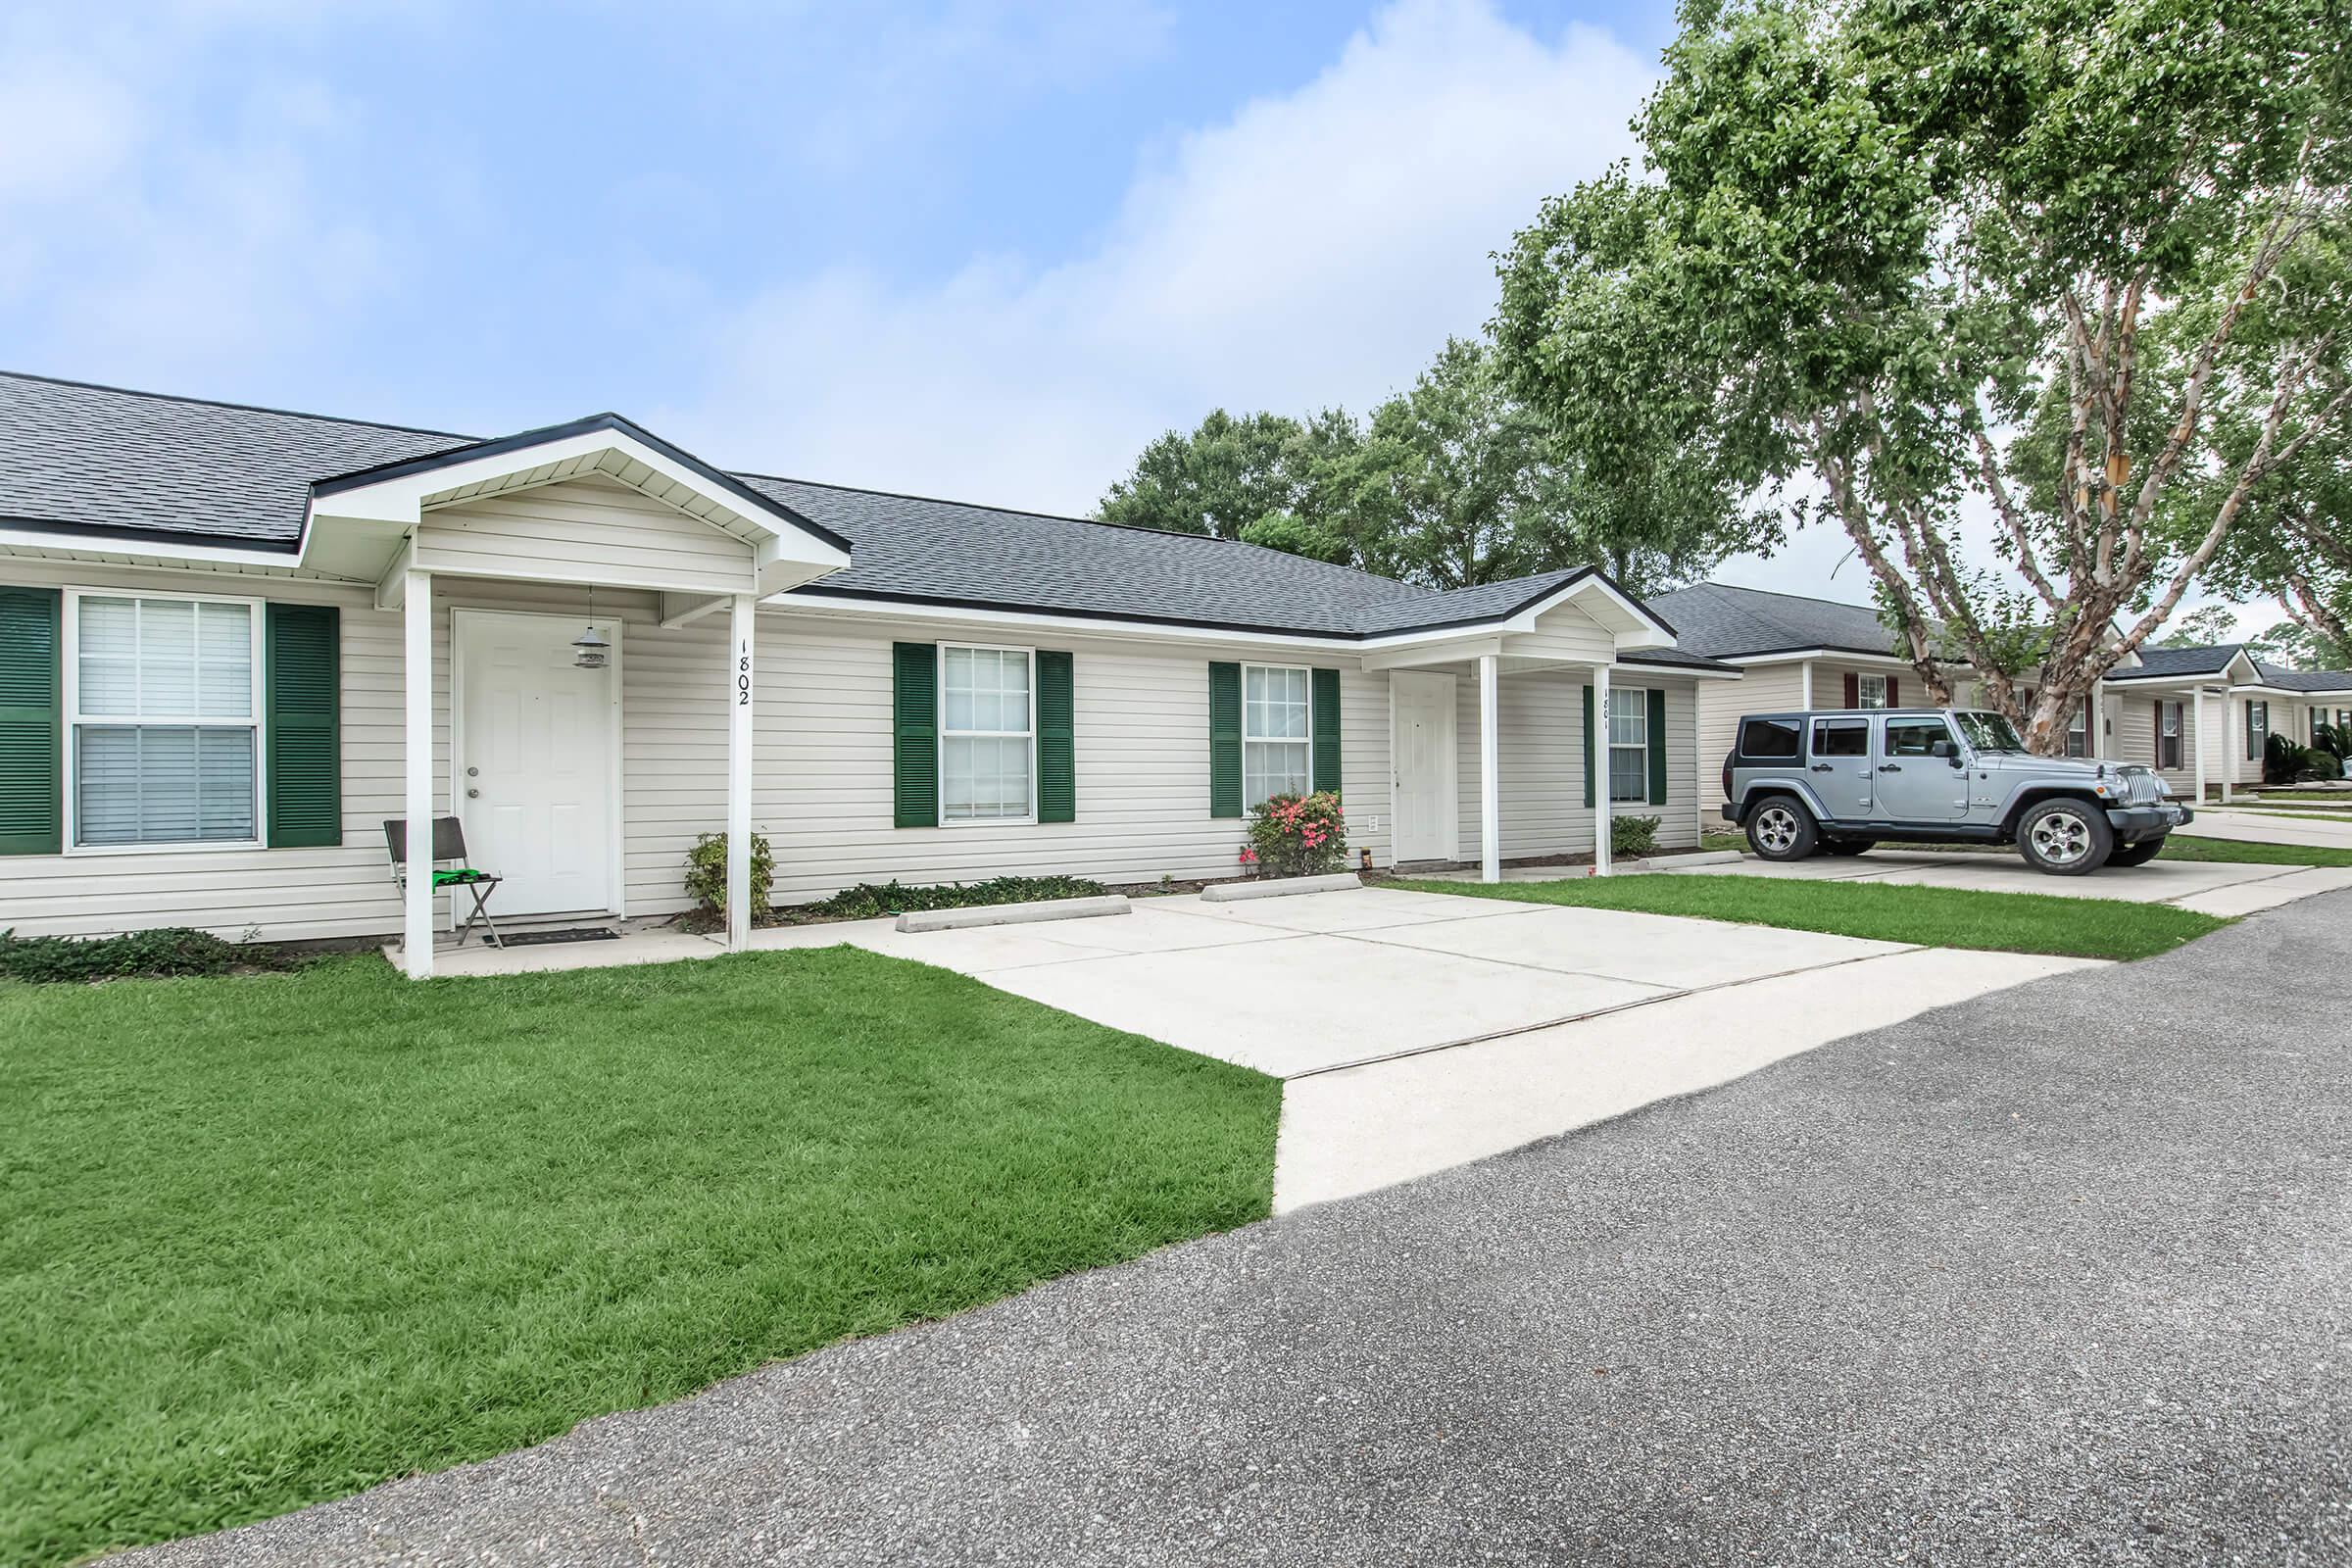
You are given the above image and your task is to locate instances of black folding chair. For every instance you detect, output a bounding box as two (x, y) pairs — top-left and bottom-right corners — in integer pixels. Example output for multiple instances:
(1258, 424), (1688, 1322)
(384, 816), (506, 947)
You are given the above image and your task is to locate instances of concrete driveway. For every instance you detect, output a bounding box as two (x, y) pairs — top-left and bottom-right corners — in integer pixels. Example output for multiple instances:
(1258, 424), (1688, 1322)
(754, 888), (2092, 1208)
(1664, 845), (2352, 916)
(127, 893), (2352, 1568)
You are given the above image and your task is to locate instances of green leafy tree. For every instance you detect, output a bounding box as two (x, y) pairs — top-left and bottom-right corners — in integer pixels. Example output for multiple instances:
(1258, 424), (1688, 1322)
(2159, 605), (2241, 648)
(1496, 0), (2352, 754)
(1097, 409), (1319, 539)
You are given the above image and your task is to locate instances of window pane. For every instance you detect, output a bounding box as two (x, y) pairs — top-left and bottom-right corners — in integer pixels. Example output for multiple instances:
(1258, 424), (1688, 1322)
(1812, 719), (1868, 758)
(1885, 719), (1951, 757)
(1244, 738), (1309, 808)
(77, 596), (251, 719)
(1245, 666), (1308, 741)
(941, 734), (1031, 820)
(196, 603), (253, 717)
(1739, 717), (1801, 759)
(1857, 675), (1888, 710)
(1608, 690), (1646, 746)
(75, 725), (255, 846)
(1609, 746), (1647, 803)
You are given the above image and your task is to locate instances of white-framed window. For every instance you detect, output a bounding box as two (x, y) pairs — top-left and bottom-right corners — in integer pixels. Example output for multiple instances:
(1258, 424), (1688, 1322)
(940, 644), (1034, 822)
(1242, 663), (1311, 808)
(66, 589), (263, 850)
(2245, 700), (2268, 761)
(2065, 703), (2089, 758)
(1855, 673), (1889, 710)
(2159, 700), (2183, 769)
(1608, 687), (1650, 804)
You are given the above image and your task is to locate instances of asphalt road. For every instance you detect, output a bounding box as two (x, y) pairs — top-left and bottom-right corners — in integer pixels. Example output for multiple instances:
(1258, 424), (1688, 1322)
(138, 894), (2352, 1567)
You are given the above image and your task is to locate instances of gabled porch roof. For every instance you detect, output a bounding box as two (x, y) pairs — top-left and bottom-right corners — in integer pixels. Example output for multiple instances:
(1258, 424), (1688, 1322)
(302, 413), (852, 600)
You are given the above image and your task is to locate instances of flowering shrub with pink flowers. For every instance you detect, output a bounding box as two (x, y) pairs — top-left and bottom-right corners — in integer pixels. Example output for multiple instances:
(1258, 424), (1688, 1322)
(1244, 790), (1348, 878)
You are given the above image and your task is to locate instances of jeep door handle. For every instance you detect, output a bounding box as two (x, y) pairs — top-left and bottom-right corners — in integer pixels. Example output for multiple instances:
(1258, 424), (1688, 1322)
(1810, 763), (1834, 772)
(1879, 763), (1902, 772)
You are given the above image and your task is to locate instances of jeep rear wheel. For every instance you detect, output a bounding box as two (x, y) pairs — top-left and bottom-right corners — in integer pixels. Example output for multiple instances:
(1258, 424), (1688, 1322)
(2016, 799), (2114, 876)
(1745, 797), (1818, 861)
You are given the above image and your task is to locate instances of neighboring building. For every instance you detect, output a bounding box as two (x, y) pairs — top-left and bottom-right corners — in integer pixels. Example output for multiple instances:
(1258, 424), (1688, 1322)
(1653, 579), (2352, 808)
(0, 371), (1737, 970)
(2103, 645), (2352, 800)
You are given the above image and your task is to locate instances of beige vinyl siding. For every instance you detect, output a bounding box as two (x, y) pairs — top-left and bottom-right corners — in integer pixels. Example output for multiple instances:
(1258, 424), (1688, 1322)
(1443, 667), (1700, 860)
(0, 560), (730, 940)
(1696, 662), (1806, 820)
(753, 614), (1394, 899)
(415, 475), (757, 597)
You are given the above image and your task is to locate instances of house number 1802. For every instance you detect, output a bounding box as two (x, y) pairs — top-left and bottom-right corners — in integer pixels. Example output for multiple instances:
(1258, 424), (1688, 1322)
(737, 643), (752, 706)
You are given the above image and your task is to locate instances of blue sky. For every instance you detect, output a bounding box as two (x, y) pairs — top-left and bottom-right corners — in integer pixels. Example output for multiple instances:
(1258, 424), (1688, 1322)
(0, 0), (2250, 620)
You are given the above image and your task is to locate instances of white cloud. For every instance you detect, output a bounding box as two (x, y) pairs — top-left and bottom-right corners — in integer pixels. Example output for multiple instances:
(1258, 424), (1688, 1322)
(662, 0), (1654, 513)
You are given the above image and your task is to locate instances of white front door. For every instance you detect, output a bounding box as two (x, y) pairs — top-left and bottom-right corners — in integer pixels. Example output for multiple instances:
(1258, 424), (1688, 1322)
(455, 611), (617, 918)
(1391, 670), (1458, 862)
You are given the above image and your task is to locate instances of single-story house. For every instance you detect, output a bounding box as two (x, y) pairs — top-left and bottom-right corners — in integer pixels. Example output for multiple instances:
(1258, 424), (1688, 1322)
(1650, 582), (2352, 808)
(2101, 644), (2352, 801)
(0, 371), (1736, 974)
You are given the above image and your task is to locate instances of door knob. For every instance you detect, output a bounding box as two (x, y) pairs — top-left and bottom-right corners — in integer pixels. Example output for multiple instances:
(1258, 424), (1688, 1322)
(466, 788), (479, 798)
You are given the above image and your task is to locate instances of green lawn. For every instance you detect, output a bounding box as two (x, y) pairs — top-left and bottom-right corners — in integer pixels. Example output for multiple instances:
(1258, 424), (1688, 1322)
(2, 951), (1279, 1567)
(1704, 828), (2352, 868)
(1392, 873), (2227, 960)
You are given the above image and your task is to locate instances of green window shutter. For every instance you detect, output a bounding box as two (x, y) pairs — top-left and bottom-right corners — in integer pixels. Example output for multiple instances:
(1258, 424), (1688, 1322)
(1646, 688), (1669, 805)
(1037, 650), (1075, 823)
(0, 586), (63, 855)
(1310, 667), (1343, 795)
(893, 642), (939, 828)
(265, 603), (342, 848)
(1582, 684), (1595, 809)
(1208, 662), (1242, 818)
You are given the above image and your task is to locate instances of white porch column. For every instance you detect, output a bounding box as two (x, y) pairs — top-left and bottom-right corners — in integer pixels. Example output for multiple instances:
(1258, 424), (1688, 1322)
(2220, 691), (2234, 803)
(1593, 662), (1613, 877)
(402, 568), (434, 980)
(1798, 660), (1813, 711)
(2192, 687), (2209, 806)
(2091, 678), (2107, 760)
(1477, 653), (1500, 883)
(726, 593), (756, 951)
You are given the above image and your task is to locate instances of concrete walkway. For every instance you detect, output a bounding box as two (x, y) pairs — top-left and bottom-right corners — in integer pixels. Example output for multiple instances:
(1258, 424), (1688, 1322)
(2180, 806), (2352, 852)
(1660, 845), (2352, 916)
(125, 893), (2352, 1568)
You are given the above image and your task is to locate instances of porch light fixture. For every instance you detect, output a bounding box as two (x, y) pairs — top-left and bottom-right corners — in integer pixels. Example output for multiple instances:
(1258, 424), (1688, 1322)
(572, 588), (610, 670)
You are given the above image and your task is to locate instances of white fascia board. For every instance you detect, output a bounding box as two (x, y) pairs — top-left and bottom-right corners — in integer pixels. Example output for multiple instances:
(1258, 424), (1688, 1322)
(1362, 637), (1503, 671)
(776, 590), (1369, 652)
(0, 526), (350, 576)
(1727, 648), (1966, 673)
(1622, 661), (1745, 681)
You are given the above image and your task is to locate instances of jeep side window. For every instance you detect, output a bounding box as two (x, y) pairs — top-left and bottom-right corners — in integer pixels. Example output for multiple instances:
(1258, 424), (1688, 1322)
(1812, 718), (1868, 758)
(1740, 717), (1801, 760)
(1885, 717), (1953, 758)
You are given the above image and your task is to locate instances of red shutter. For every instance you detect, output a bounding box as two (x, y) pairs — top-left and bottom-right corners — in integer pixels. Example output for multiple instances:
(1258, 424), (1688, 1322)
(1886, 677), (1900, 709)
(1842, 672), (1859, 708)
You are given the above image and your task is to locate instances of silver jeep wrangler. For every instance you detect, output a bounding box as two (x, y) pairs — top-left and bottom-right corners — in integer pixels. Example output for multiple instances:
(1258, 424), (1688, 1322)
(1720, 709), (2190, 875)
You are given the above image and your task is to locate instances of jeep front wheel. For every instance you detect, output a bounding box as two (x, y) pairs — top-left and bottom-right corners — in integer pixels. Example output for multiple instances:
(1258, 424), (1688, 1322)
(1745, 797), (1818, 861)
(2016, 799), (2114, 876)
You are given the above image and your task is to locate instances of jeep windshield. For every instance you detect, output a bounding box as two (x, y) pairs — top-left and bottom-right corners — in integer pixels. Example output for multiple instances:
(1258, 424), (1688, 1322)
(1953, 710), (2027, 754)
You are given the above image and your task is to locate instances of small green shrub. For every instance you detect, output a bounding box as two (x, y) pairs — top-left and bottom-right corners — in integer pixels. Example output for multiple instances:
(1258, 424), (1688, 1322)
(2305, 751), (2346, 780)
(0, 927), (295, 984)
(802, 874), (1109, 921)
(2317, 722), (2348, 763)
(2264, 733), (2316, 784)
(1611, 813), (1662, 856)
(684, 831), (774, 922)
(1244, 790), (1348, 878)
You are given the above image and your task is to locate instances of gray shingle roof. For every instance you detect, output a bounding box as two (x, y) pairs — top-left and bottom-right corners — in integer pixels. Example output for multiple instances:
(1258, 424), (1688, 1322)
(1643, 581), (1899, 660)
(0, 369), (1729, 659)
(2253, 660), (2352, 693)
(743, 474), (1428, 636)
(2107, 644), (2245, 681)
(0, 370), (469, 548)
